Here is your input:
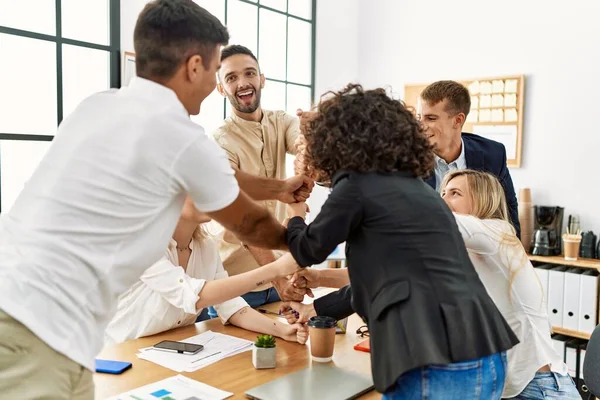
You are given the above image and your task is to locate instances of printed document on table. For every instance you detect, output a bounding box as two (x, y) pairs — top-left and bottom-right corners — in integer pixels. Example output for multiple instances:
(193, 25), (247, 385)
(137, 331), (253, 372)
(107, 374), (233, 400)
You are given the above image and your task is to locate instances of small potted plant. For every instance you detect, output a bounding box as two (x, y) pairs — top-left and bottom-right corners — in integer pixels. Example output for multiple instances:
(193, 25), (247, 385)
(252, 334), (276, 369)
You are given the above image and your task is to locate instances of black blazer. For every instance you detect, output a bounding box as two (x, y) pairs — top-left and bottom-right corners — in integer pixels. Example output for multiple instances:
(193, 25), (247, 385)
(425, 132), (520, 237)
(313, 133), (523, 345)
(287, 171), (518, 393)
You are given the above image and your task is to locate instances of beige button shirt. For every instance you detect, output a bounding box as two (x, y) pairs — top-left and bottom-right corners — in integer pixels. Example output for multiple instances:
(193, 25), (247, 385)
(212, 110), (299, 290)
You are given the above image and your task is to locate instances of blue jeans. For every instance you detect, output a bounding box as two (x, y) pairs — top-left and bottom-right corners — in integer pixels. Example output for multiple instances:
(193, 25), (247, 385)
(196, 287), (281, 322)
(513, 372), (581, 399)
(383, 352), (507, 400)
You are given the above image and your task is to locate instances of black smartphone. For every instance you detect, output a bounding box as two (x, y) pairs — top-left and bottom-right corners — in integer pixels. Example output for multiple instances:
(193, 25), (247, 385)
(153, 340), (204, 355)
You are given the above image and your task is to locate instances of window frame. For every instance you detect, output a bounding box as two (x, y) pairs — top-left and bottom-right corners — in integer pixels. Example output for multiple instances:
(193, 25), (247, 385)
(220, 0), (317, 118)
(0, 0), (121, 212)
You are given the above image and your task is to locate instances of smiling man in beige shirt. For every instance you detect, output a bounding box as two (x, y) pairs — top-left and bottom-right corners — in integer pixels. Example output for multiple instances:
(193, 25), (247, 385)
(201, 45), (308, 319)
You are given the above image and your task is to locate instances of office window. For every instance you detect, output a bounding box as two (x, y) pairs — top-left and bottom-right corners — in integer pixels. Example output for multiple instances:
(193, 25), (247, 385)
(193, 0), (316, 136)
(193, 0), (316, 180)
(0, 0), (120, 213)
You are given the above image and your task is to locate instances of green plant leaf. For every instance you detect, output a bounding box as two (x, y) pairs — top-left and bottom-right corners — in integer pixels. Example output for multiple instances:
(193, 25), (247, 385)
(254, 334), (276, 348)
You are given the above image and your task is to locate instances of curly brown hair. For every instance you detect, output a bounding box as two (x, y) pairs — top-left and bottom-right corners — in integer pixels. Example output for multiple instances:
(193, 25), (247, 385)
(304, 84), (434, 182)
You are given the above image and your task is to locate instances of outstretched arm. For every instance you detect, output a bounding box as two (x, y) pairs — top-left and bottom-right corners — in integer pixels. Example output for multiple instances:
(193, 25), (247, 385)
(286, 175), (363, 267)
(228, 307), (308, 344)
(195, 253), (300, 309)
(291, 268), (350, 289)
(280, 285), (355, 323)
(234, 170), (313, 204)
(207, 190), (287, 251)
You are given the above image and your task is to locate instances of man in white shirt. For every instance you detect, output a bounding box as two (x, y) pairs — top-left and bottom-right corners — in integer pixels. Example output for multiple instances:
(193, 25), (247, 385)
(0, 1), (308, 398)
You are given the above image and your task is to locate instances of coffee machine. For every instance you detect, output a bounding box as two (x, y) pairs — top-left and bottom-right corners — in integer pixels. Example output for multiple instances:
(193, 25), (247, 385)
(531, 206), (564, 256)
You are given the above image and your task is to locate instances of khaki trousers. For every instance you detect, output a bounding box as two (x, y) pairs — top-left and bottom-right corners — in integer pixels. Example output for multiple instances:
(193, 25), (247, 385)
(0, 309), (94, 399)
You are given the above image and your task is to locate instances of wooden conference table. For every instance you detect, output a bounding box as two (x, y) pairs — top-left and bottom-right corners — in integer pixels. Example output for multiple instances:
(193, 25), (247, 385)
(95, 301), (377, 399)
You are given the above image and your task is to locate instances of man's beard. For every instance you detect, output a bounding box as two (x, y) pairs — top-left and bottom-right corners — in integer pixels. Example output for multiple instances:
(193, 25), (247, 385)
(227, 86), (262, 114)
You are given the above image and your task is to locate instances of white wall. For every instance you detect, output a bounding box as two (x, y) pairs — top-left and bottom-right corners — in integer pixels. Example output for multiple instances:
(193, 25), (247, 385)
(308, 0), (360, 218)
(121, 0), (361, 88)
(120, 0), (361, 220)
(358, 0), (600, 233)
(120, 0), (148, 53)
(314, 0), (360, 96)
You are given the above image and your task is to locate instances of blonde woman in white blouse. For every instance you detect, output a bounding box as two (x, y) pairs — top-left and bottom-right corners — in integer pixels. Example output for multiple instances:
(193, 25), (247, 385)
(105, 196), (308, 345)
(440, 169), (579, 400)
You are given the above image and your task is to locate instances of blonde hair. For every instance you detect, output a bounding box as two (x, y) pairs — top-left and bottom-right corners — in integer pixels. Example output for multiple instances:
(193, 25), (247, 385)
(441, 169), (511, 224)
(440, 169), (532, 299)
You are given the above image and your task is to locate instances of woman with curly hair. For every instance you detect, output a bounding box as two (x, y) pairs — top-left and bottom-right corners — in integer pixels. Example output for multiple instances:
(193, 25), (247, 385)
(284, 84), (518, 399)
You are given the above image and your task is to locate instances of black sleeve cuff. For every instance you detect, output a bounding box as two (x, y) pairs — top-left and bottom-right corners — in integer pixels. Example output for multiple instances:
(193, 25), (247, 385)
(313, 286), (355, 321)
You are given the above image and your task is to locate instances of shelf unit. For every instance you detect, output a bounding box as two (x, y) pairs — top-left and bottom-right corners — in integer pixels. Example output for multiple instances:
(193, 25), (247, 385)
(551, 327), (591, 340)
(528, 255), (600, 270)
(528, 254), (600, 341)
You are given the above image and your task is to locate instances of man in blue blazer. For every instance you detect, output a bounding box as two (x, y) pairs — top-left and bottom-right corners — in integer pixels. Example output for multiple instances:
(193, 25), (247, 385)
(419, 80), (520, 237)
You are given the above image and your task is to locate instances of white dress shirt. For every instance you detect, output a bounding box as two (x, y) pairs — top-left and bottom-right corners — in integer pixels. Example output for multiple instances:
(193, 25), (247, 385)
(0, 77), (239, 371)
(434, 139), (466, 191)
(453, 214), (568, 397)
(105, 237), (248, 344)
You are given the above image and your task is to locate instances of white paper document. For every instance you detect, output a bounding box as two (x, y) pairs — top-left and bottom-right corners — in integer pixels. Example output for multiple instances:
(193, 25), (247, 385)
(108, 374), (232, 400)
(137, 331), (253, 372)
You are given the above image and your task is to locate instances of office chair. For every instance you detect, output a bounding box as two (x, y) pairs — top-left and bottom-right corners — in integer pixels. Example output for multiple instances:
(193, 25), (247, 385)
(583, 324), (600, 399)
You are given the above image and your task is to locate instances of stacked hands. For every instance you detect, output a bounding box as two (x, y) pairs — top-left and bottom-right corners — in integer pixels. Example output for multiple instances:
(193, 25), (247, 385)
(277, 308), (309, 344)
(266, 108), (320, 343)
(273, 200), (318, 334)
(270, 252), (319, 333)
(279, 268), (319, 325)
(261, 252), (312, 344)
(264, 215), (314, 344)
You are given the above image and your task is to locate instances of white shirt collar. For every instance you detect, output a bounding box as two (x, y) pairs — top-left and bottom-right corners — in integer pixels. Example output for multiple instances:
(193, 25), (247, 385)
(434, 139), (466, 169)
(127, 77), (189, 116)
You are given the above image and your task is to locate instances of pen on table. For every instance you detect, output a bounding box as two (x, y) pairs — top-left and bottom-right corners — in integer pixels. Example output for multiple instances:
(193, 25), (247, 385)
(257, 308), (299, 319)
(199, 336), (216, 347)
(191, 351), (222, 363)
(257, 308), (282, 316)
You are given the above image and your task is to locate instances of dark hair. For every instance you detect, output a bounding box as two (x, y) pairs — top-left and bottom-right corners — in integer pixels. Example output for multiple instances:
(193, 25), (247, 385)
(134, 0), (229, 79)
(421, 80), (471, 117)
(220, 44), (258, 64)
(305, 84), (434, 182)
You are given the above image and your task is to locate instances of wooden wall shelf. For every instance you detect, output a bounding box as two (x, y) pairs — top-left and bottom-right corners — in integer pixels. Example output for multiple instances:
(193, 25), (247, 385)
(528, 255), (600, 270)
(551, 326), (591, 340)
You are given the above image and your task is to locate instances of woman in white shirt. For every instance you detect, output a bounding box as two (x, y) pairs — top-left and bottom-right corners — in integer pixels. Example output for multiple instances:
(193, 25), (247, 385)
(105, 196), (308, 345)
(440, 169), (579, 399)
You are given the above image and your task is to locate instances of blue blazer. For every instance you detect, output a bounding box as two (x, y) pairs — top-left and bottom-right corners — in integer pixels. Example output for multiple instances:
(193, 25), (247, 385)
(425, 133), (520, 237)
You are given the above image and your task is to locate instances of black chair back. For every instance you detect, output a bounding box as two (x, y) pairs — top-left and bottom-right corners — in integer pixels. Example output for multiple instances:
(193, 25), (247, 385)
(583, 324), (600, 397)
